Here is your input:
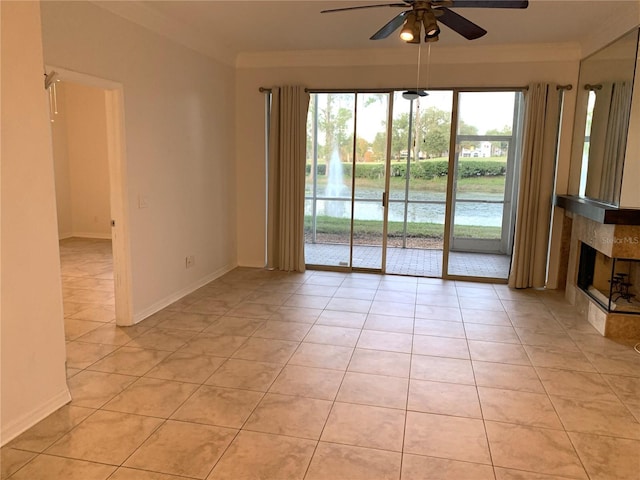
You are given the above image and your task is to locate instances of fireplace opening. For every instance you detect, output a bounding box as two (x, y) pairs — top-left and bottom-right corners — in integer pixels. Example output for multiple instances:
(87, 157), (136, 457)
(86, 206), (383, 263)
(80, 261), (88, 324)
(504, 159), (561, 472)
(578, 242), (640, 314)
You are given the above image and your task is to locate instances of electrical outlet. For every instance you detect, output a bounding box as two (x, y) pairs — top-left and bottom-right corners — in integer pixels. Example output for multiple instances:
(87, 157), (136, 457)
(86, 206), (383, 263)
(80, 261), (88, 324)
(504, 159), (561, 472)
(185, 255), (195, 269)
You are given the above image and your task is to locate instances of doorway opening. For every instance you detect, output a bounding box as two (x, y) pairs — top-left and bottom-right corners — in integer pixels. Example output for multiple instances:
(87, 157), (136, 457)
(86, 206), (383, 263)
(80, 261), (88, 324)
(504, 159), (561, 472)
(303, 88), (524, 281)
(47, 67), (132, 329)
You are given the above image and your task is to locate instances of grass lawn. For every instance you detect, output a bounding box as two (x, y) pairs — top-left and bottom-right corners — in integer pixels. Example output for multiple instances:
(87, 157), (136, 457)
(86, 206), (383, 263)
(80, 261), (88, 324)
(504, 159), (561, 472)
(305, 216), (501, 239)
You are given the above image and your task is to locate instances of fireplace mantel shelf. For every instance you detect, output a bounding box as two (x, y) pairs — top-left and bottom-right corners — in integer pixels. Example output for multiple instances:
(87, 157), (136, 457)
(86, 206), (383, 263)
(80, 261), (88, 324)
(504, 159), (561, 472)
(555, 195), (640, 225)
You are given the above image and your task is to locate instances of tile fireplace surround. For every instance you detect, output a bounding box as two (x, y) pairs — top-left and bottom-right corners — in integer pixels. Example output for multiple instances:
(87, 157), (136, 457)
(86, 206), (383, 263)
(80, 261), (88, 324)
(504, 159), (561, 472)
(561, 196), (640, 339)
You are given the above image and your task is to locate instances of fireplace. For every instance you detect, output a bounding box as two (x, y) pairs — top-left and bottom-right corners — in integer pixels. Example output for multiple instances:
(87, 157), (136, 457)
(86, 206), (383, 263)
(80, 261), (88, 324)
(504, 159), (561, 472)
(577, 242), (640, 314)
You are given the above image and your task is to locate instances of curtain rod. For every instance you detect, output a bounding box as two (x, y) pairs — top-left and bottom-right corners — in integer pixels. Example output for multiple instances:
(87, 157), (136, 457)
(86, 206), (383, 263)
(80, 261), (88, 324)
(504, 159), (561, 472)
(557, 84), (573, 91)
(584, 84), (603, 91)
(259, 86), (532, 93)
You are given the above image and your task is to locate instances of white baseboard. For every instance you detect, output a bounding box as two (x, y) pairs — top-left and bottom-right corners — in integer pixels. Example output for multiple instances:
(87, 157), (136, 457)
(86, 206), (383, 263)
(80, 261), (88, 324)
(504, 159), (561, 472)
(132, 262), (237, 324)
(1, 387), (71, 447)
(70, 232), (112, 240)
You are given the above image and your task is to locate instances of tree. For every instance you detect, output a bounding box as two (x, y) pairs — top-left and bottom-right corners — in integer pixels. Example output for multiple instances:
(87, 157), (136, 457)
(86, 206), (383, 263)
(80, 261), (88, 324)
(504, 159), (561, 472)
(486, 125), (512, 156)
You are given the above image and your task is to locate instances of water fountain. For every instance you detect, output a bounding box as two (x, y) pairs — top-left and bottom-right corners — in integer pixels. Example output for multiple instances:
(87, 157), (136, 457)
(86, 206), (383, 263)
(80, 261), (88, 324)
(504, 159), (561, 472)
(324, 146), (348, 217)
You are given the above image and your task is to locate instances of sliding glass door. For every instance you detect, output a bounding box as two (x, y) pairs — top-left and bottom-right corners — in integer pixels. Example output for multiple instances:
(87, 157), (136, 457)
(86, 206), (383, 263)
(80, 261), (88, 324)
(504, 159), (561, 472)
(303, 88), (524, 279)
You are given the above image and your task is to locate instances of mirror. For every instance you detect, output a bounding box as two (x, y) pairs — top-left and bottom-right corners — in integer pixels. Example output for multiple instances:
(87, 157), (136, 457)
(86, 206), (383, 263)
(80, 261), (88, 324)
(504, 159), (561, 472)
(572, 28), (639, 206)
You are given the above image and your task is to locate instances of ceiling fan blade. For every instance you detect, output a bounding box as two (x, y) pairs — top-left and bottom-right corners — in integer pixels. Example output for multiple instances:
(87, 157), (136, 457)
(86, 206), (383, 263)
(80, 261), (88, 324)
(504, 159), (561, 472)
(446, 0), (528, 8)
(321, 3), (407, 14)
(437, 7), (487, 40)
(370, 11), (410, 40)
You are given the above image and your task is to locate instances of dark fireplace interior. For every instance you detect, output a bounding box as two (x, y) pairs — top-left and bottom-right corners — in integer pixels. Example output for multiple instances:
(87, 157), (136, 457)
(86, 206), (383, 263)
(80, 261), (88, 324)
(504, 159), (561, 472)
(577, 242), (640, 314)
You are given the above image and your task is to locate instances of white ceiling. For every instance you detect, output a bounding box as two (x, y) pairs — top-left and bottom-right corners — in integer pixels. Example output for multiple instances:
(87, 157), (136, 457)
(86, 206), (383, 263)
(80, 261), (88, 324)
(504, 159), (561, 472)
(97, 0), (640, 63)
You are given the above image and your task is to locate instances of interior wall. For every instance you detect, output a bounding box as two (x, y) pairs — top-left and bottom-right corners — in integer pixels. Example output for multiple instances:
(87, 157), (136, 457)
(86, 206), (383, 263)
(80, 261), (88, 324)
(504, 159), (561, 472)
(235, 57), (580, 273)
(41, 1), (238, 320)
(1, 1), (70, 444)
(52, 81), (112, 239)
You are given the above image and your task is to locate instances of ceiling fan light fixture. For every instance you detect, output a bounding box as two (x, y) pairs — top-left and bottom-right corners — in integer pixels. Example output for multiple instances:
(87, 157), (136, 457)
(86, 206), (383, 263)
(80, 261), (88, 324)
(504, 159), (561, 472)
(422, 12), (440, 38)
(400, 12), (420, 42)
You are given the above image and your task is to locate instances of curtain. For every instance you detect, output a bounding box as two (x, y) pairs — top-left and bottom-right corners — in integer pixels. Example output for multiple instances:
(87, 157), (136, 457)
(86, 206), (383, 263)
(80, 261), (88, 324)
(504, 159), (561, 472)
(600, 81), (632, 203)
(584, 83), (612, 199)
(509, 83), (561, 289)
(266, 86), (310, 272)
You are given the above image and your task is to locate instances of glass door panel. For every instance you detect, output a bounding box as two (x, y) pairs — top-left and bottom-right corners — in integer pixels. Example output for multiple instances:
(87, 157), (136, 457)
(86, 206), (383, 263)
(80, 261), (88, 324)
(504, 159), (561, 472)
(447, 91), (523, 279)
(305, 93), (355, 267)
(386, 90), (452, 276)
(352, 93), (390, 270)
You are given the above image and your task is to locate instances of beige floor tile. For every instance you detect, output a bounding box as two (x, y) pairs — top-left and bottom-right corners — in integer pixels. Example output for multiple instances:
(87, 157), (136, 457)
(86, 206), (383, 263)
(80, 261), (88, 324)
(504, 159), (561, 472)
(46, 410), (162, 465)
(69, 305), (116, 323)
(461, 309), (512, 326)
(231, 337), (298, 363)
(270, 306), (322, 324)
(458, 286), (499, 299)
(408, 379), (481, 418)
(294, 283), (338, 297)
(348, 349), (411, 378)
(125, 328), (196, 351)
(124, 420), (236, 479)
(325, 297), (372, 314)
(205, 358), (282, 391)
(171, 385), (263, 428)
(410, 354), (475, 385)
(67, 370), (138, 408)
(536, 367), (617, 401)
(316, 310), (367, 328)
(304, 324), (361, 346)
(285, 294), (331, 310)
(7, 405), (94, 452)
(184, 297), (236, 315)
(468, 340), (531, 365)
(364, 314), (414, 334)
(585, 350), (640, 377)
(413, 319), (465, 338)
(321, 402), (405, 452)
(374, 290), (417, 304)
(569, 432), (640, 480)
(478, 387), (563, 429)
(288, 343), (353, 370)
(88, 347), (171, 376)
(144, 350), (225, 383)
(103, 377), (198, 418)
(464, 323), (520, 344)
(306, 275), (345, 287)
(508, 314), (564, 333)
(108, 468), (190, 479)
(334, 286), (377, 301)
(65, 341), (119, 369)
(524, 345), (597, 372)
(337, 372), (408, 409)
(369, 300), (415, 317)
(604, 374), (640, 420)
(485, 421), (587, 479)
(66, 367), (83, 379)
(515, 329), (578, 349)
(202, 316), (264, 336)
(412, 334), (470, 359)
(76, 324), (150, 346)
(550, 396), (640, 439)
(0, 448), (36, 479)
(244, 393), (332, 439)
(402, 453), (495, 480)
(458, 297), (505, 312)
(306, 442), (401, 480)
(357, 330), (413, 353)
(226, 302), (281, 319)
(416, 293), (460, 308)
(472, 361), (545, 393)
(64, 319), (104, 341)
(269, 365), (344, 400)
(404, 411), (491, 464)
(156, 312), (218, 331)
(251, 320), (311, 341)
(207, 431), (315, 480)
(244, 290), (292, 305)
(8, 454), (115, 480)
(180, 333), (248, 357)
(494, 468), (582, 480)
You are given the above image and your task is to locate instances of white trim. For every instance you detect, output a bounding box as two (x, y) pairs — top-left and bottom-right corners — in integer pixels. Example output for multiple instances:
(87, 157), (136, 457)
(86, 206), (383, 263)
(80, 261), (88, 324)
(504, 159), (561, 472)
(132, 262), (237, 324)
(0, 388), (71, 447)
(67, 232), (112, 240)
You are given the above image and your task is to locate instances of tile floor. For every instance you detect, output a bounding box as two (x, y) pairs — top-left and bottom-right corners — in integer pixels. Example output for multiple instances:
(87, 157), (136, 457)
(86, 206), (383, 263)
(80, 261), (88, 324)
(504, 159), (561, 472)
(2, 238), (640, 479)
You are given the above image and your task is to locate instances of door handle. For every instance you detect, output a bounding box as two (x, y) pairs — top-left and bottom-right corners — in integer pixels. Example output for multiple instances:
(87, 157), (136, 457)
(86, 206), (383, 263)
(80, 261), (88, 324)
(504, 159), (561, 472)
(382, 192), (387, 207)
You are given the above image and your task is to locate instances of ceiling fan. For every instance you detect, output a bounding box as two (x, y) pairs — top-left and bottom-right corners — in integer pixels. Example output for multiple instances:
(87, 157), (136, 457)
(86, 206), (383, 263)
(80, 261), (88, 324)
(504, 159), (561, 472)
(321, 0), (529, 43)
